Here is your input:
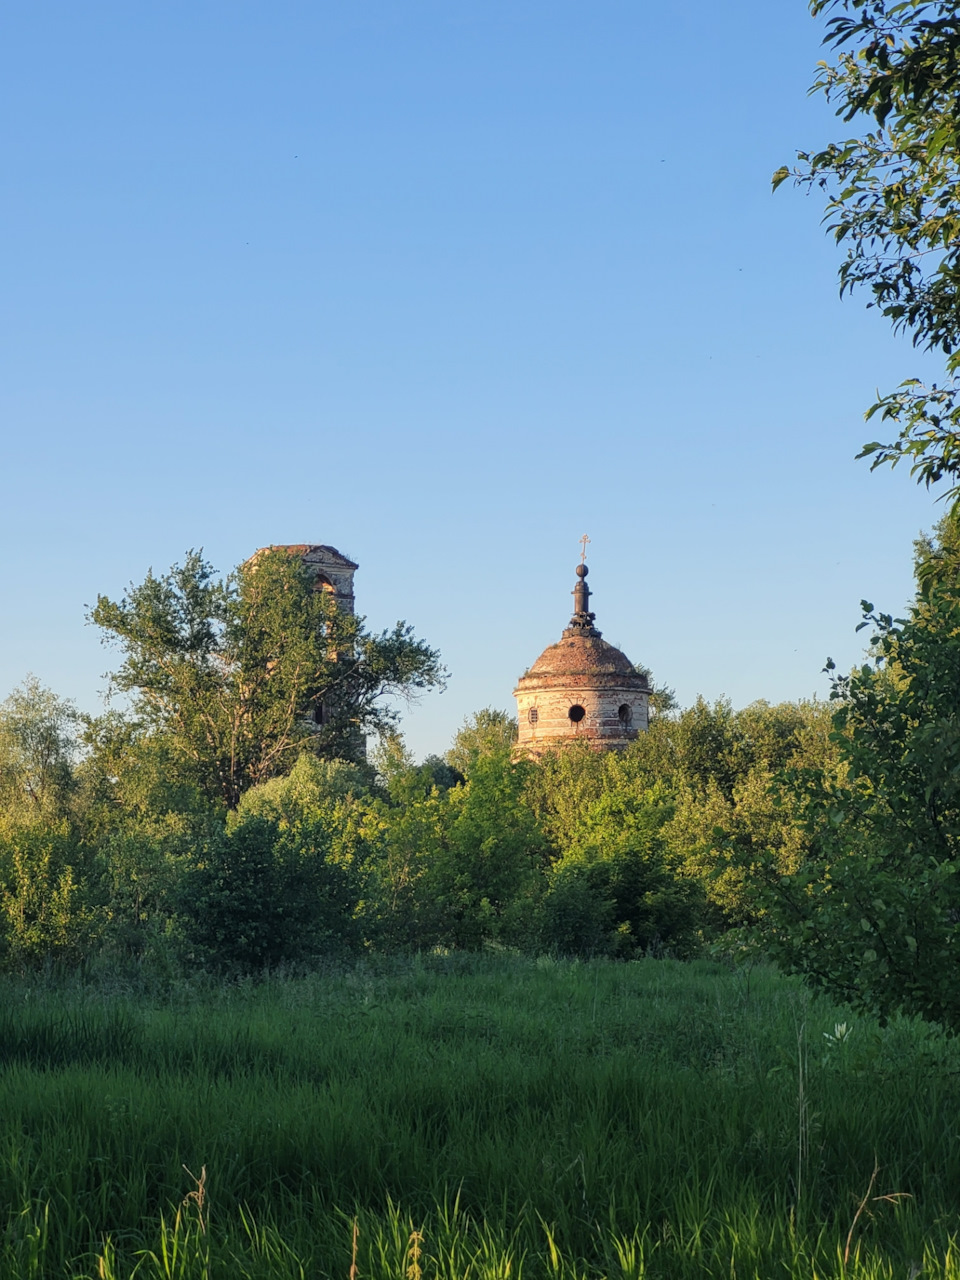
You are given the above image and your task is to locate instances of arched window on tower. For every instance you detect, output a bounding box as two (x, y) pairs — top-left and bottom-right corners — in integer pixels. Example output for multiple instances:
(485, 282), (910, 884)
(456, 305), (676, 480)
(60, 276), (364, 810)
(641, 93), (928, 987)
(568, 704), (586, 724)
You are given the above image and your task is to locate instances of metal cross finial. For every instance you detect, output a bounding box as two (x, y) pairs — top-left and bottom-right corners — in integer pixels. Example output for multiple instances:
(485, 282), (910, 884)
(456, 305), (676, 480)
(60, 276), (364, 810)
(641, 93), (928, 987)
(579, 534), (591, 564)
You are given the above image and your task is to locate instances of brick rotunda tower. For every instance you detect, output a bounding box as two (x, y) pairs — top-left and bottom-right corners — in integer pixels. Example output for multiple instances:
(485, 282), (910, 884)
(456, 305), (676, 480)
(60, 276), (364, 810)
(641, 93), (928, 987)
(513, 550), (649, 755)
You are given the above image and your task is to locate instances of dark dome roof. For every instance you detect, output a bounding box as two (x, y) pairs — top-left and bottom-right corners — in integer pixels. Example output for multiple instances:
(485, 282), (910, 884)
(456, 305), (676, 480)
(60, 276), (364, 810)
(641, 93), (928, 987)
(524, 634), (638, 679)
(514, 555), (649, 694)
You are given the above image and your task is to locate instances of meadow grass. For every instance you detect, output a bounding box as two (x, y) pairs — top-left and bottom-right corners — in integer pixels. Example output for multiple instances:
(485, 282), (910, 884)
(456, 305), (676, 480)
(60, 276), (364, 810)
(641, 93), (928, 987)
(0, 954), (957, 1277)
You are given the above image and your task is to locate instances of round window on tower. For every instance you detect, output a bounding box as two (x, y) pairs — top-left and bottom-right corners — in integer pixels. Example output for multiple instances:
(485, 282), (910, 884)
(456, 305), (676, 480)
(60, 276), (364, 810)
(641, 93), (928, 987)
(618, 703), (632, 727)
(528, 708), (539, 725)
(568, 704), (586, 723)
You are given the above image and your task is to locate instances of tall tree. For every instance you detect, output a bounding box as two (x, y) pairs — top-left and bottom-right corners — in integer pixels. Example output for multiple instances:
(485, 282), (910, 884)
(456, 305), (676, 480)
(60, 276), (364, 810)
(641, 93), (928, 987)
(754, 514), (960, 1027)
(91, 549), (445, 808)
(0, 678), (79, 827)
(777, 0), (960, 497)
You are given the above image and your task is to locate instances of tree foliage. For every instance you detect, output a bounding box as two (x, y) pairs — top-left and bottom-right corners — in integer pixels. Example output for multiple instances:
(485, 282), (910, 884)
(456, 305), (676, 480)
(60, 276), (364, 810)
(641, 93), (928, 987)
(91, 550), (445, 808)
(430, 751), (547, 951)
(0, 824), (95, 968)
(0, 678), (79, 828)
(179, 810), (362, 974)
(777, 0), (960, 496)
(0, 620), (836, 973)
(444, 708), (518, 778)
(633, 663), (678, 717)
(541, 782), (703, 959)
(755, 516), (960, 1026)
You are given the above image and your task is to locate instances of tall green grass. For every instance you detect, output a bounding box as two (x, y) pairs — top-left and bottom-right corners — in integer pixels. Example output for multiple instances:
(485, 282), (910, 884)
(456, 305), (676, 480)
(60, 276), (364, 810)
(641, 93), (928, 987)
(0, 955), (957, 1277)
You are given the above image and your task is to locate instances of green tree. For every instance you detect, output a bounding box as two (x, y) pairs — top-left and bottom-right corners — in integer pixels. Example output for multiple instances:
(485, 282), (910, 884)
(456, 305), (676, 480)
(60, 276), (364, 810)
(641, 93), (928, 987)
(0, 824), (98, 968)
(360, 775), (451, 950)
(179, 813), (360, 973)
(523, 699), (831, 944)
(78, 712), (212, 832)
(633, 663), (678, 717)
(0, 678), (79, 828)
(91, 549), (445, 808)
(672, 697), (745, 800)
(420, 755), (465, 791)
(235, 752), (377, 825)
(432, 751), (548, 951)
(668, 767), (809, 932)
(90, 827), (187, 965)
(358, 747), (549, 952)
(650, 700), (834, 932)
(755, 524), (960, 1026)
(522, 739), (611, 848)
(0, 681), (189, 969)
(777, 0), (960, 497)
(74, 713), (219, 964)
(521, 741), (704, 956)
(541, 783), (703, 958)
(445, 708), (518, 778)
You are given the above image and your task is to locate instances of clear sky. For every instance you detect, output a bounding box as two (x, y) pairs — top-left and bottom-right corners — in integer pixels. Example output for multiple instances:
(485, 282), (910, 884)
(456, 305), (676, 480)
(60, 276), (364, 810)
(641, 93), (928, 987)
(0, 0), (947, 760)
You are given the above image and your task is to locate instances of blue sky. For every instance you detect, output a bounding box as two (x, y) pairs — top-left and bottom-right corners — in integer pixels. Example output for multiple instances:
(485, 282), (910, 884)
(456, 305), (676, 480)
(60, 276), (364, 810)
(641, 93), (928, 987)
(0, 1), (946, 759)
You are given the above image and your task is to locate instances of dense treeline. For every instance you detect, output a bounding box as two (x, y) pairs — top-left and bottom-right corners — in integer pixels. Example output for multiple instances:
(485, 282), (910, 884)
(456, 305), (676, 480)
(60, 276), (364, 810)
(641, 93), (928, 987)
(6, 512), (960, 1040)
(0, 545), (839, 978)
(0, 667), (836, 976)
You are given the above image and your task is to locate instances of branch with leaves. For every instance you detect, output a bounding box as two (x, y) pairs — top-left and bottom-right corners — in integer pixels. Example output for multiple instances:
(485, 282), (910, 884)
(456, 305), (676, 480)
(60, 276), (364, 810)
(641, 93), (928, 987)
(775, 0), (960, 499)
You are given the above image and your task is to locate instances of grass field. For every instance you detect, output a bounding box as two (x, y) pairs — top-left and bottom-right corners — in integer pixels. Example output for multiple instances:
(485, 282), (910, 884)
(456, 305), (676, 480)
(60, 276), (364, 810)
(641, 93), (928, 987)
(0, 954), (958, 1278)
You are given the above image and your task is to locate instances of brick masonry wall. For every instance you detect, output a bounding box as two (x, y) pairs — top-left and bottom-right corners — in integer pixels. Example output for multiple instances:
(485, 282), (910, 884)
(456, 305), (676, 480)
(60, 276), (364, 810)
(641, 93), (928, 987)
(299, 547), (356, 614)
(514, 676), (649, 753)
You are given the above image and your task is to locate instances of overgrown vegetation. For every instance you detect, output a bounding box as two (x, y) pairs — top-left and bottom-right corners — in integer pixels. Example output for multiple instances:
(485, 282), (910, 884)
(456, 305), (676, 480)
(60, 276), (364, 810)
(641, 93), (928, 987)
(0, 955), (957, 1279)
(7, 521), (960, 1036)
(750, 515), (960, 1028)
(7, 2), (960, 1275)
(4, 517), (960, 1277)
(0, 672), (837, 975)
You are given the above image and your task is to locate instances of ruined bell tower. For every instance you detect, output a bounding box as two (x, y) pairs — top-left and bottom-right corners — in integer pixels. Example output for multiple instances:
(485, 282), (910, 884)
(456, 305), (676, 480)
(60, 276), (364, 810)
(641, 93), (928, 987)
(267, 544), (359, 612)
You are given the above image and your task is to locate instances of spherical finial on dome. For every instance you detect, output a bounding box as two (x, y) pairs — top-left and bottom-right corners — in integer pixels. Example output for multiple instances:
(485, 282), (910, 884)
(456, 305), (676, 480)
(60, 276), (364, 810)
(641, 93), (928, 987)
(571, 557), (594, 628)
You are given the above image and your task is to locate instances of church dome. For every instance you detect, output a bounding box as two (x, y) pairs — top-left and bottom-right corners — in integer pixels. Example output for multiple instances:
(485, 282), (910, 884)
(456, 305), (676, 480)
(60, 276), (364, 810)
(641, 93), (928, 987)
(513, 548), (650, 754)
(524, 634), (639, 681)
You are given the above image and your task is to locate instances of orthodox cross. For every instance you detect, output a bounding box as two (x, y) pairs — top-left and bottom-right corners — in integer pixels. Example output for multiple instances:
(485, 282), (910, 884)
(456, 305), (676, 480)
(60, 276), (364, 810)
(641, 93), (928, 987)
(578, 533), (591, 565)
